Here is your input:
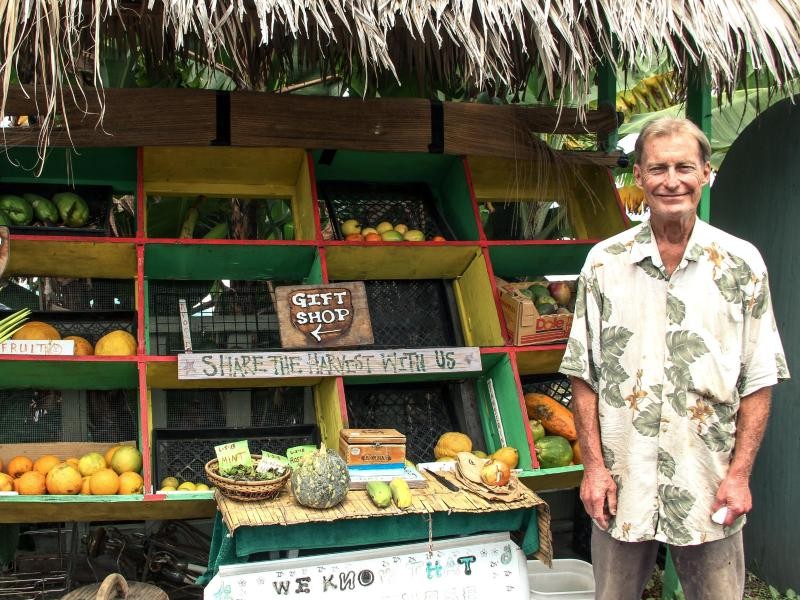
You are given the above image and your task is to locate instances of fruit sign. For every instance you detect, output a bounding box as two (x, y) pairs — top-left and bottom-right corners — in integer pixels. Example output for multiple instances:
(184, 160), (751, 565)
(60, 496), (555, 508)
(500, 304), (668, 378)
(275, 282), (374, 348)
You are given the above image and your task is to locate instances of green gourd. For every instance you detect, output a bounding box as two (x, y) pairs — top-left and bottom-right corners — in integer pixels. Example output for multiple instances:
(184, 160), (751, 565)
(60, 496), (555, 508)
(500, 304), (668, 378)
(290, 444), (350, 509)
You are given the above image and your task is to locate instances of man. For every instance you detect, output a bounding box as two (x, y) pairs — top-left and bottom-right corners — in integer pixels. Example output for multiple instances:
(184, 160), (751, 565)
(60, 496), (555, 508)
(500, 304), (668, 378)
(559, 117), (789, 599)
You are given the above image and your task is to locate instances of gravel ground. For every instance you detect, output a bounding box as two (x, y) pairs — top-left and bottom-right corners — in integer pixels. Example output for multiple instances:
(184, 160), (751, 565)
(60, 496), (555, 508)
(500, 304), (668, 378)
(641, 568), (795, 599)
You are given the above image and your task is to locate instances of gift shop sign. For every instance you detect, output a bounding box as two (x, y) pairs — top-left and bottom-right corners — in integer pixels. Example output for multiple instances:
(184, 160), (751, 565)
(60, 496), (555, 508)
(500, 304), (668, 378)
(177, 347), (481, 380)
(204, 532), (528, 600)
(275, 282), (373, 349)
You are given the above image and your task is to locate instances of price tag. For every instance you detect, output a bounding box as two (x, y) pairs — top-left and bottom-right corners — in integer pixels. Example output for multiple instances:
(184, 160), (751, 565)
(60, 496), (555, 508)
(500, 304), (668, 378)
(261, 451), (289, 466)
(286, 445), (316, 468)
(214, 440), (252, 475)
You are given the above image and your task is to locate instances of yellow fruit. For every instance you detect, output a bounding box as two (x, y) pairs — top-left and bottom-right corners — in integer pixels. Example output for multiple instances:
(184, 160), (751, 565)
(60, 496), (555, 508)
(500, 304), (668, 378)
(433, 432), (472, 459)
(403, 229), (425, 242)
(177, 482), (196, 491)
(160, 476), (179, 489)
(110, 446), (142, 475)
(66, 458), (80, 469)
(0, 458), (3, 472)
(472, 450), (488, 459)
(33, 455), (62, 475)
(361, 227), (378, 236)
(435, 456), (456, 462)
(491, 447), (520, 469)
(16, 471), (46, 495)
(89, 469), (120, 495)
(78, 452), (107, 477)
(94, 330), (137, 356)
(80, 477), (92, 495)
(118, 472), (144, 495)
(194, 483), (210, 491)
(0, 473), (14, 491)
(376, 221), (394, 234)
(46, 463), (83, 495)
(341, 219), (361, 236)
(104, 446), (122, 466)
(380, 230), (403, 242)
(63, 335), (94, 356)
(159, 486), (177, 492)
(7, 456), (33, 478)
(12, 321), (60, 341)
(394, 224), (408, 234)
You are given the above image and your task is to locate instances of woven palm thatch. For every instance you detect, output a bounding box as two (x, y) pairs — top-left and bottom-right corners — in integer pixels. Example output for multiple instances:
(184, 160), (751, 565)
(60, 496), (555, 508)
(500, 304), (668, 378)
(1, 1), (799, 148)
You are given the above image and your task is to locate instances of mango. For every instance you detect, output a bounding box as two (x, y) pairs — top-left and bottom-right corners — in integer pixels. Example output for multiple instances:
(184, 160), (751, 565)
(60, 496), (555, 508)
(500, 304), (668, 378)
(389, 477), (412, 509)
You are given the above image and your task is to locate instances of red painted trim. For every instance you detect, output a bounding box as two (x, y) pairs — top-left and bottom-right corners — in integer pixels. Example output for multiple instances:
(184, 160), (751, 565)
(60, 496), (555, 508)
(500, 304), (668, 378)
(481, 246), (512, 346)
(145, 238), (317, 247)
(606, 168), (632, 228)
(323, 240), (476, 247)
(9, 235), (138, 244)
(136, 147), (145, 239)
(138, 356), (152, 493)
(461, 157), (487, 242)
(515, 343), (568, 354)
(0, 355), (138, 362)
(136, 244), (146, 356)
(508, 353), (540, 469)
(306, 152), (324, 242)
(484, 239), (599, 247)
(336, 378), (349, 428)
(144, 493), (166, 501)
(318, 246), (329, 283)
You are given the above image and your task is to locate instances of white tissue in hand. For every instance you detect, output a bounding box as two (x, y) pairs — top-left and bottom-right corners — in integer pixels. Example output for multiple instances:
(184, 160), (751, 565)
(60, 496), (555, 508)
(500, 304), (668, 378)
(711, 506), (728, 524)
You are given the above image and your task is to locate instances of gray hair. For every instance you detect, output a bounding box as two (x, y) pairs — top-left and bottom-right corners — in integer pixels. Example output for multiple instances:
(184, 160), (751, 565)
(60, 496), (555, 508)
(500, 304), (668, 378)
(634, 117), (711, 164)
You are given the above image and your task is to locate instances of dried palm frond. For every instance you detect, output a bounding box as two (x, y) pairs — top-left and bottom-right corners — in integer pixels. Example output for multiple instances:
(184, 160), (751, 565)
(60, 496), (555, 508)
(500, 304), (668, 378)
(0, 308), (31, 342)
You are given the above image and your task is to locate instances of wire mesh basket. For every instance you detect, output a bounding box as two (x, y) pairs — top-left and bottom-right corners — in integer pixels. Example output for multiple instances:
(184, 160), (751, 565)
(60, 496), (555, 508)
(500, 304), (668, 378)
(0, 555), (69, 599)
(520, 374), (572, 408)
(153, 425), (318, 486)
(0, 278), (134, 312)
(319, 181), (454, 240)
(0, 389), (138, 444)
(344, 382), (471, 464)
(360, 279), (463, 348)
(148, 280), (294, 355)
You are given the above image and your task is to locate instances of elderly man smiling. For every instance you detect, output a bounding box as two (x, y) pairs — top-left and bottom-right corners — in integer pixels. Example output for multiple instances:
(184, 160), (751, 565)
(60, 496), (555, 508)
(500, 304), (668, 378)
(559, 117), (789, 599)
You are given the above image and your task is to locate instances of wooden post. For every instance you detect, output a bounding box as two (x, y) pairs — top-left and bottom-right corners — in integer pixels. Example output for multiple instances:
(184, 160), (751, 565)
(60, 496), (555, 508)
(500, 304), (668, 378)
(687, 64), (712, 222)
(597, 58), (618, 153)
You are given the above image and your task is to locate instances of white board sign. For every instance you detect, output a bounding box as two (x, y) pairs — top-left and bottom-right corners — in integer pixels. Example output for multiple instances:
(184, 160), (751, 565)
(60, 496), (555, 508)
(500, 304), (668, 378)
(177, 347), (481, 380)
(204, 532), (528, 600)
(0, 339), (74, 356)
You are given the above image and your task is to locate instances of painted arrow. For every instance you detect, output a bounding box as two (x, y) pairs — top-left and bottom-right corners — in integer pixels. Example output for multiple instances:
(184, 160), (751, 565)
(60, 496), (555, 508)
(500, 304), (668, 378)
(310, 324), (342, 342)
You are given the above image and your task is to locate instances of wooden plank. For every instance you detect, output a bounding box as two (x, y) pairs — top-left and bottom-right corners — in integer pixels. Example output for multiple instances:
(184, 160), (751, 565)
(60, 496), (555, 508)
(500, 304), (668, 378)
(0, 497), (216, 523)
(146, 360), (321, 389)
(452, 252), (504, 347)
(275, 282), (374, 349)
(1, 88), (216, 147)
(231, 93), (431, 152)
(445, 103), (618, 158)
(515, 348), (566, 375)
(6, 239), (136, 278)
(177, 347), (482, 380)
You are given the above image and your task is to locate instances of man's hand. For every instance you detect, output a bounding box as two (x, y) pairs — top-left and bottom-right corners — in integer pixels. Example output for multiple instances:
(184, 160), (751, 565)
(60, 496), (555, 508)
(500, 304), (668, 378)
(580, 466), (617, 530)
(713, 475), (752, 527)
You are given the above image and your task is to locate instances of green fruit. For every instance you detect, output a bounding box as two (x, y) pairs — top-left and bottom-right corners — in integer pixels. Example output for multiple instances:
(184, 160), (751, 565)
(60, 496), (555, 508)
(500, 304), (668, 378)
(529, 285), (552, 299)
(52, 192), (90, 227)
(529, 419), (546, 442)
(366, 481), (393, 508)
(290, 445), (350, 509)
(380, 230), (404, 242)
(534, 301), (557, 316)
(0, 210), (9, 226)
(24, 193), (59, 224)
(534, 435), (574, 469)
(0, 195), (33, 226)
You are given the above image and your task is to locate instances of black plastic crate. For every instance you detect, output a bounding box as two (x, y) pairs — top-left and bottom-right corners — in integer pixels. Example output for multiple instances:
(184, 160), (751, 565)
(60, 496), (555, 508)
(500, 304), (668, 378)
(520, 373), (572, 408)
(0, 278), (134, 312)
(152, 425), (319, 486)
(0, 310), (136, 346)
(0, 182), (113, 237)
(148, 280), (288, 355)
(319, 181), (455, 240)
(360, 279), (464, 349)
(344, 381), (482, 464)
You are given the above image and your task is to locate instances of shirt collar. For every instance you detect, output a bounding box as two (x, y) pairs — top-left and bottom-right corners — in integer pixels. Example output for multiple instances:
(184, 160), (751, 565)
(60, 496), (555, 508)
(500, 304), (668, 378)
(628, 219), (708, 266)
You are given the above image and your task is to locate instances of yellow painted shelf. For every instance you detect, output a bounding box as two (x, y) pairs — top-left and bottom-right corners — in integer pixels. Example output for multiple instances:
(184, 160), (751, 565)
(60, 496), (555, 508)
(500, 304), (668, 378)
(325, 243), (482, 280)
(5, 238), (137, 278)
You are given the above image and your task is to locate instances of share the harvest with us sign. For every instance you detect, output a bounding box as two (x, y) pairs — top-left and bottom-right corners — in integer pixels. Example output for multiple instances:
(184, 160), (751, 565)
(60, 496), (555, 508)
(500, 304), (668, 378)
(177, 347), (481, 380)
(204, 532), (528, 599)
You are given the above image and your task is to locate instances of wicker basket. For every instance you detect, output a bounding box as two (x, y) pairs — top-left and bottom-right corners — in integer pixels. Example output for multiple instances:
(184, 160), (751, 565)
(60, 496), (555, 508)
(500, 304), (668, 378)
(204, 455), (291, 502)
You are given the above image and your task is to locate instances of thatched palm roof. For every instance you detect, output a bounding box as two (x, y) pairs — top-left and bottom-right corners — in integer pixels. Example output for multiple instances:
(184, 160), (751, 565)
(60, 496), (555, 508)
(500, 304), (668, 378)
(2, 1), (800, 153)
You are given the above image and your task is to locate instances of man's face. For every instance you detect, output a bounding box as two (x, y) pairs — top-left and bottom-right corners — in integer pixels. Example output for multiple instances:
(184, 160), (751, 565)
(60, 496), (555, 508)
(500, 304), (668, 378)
(633, 133), (711, 224)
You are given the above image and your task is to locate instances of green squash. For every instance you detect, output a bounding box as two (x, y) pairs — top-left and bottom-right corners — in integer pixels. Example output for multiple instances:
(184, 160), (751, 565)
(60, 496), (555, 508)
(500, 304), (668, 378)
(290, 443), (350, 509)
(534, 435), (573, 469)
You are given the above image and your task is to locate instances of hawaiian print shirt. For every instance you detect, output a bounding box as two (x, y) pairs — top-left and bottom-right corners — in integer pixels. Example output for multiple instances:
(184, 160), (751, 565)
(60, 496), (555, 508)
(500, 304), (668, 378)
(559, 219), (789, 546)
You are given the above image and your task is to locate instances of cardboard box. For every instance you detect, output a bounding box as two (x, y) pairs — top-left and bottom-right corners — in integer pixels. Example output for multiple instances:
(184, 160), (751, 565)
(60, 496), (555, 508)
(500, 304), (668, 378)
(339, 428), (406, 467)
(496, 279), (574, 346)
(0, 441), (137, 468)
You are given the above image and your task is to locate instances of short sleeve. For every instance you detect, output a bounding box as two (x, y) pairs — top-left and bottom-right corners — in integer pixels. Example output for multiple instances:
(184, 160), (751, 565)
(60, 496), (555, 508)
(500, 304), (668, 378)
(559, 266), (599, 391)
(738, 268), (790, 397)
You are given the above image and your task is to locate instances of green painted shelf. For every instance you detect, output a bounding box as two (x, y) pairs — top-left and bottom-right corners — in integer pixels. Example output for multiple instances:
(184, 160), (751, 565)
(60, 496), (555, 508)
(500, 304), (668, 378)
(489, 241), (594, 279)
(0, 358), (138, 390)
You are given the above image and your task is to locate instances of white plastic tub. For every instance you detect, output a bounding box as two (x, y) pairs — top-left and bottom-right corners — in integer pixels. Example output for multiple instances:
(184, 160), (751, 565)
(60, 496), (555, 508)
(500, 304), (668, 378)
(528, 559), (595, 599)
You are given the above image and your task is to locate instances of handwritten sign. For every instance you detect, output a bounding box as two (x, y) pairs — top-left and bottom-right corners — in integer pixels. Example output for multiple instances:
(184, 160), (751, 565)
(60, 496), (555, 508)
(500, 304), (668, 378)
(0, 339), (75, 356)
(275, 282), (373, 348)
(214, 440), (252, 475)
(177, 347), (481, 380)
(286, 445), (316, 468)
(204, 532), (528, 600)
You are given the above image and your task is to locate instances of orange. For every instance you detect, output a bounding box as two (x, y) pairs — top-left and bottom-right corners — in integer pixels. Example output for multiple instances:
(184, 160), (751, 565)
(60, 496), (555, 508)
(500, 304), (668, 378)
(0, 473), (14, 491)
(431, 235), (446, 242)
(490, 447), (520, 469)
(7, 456), (33, 478)
(66, 458), (80, 469)
(104, 446), (121, 466)
(33, 455), (62, 475)
(344, 233), (363, 241)
(118, 472), (144, 495)
(110, 446), (142, 475)
(16, 471), (46, 495)
(11, 321), (61, 341)
(63, 335), (94, 356)
(89, 469), (119, 495)
(94, 330), (137, 356)
(78, 452), (106, 477)
(80, 476), (91, 495)
(45, 463), (82, 495)
(364, 233), (381, 242)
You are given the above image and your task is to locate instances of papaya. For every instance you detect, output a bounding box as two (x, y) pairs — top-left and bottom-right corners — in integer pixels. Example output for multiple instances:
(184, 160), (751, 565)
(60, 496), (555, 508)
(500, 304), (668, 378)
(525, 393), (577, 441)
(534, 436), (573, 469)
